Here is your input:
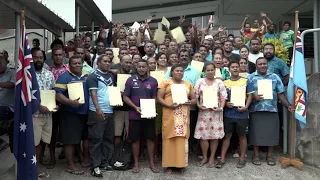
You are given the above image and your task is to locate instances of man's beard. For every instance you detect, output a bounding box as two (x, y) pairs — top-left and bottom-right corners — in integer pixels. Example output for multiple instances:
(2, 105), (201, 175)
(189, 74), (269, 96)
(264, 53), (274, 60)
(35, 62), (43, 70)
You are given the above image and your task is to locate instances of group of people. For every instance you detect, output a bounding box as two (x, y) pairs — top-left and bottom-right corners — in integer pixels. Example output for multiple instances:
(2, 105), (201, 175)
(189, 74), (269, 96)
(0, 12), (296, 178)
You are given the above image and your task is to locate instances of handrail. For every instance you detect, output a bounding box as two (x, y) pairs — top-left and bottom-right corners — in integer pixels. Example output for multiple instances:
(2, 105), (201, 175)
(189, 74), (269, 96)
(301, 28), (320, 74)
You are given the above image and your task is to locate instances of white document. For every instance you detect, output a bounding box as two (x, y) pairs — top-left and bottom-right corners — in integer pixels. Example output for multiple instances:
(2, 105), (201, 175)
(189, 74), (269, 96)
(230, 86), (246, 107)
(108, 86), (123, 106)
(140, 99), (157, 118)
(257, 79), (273, 100)
(67, 82), (85, 104)
(202, 86), (218, 108)
(171, 84), (188, 104)
(40, 90), (56, 111)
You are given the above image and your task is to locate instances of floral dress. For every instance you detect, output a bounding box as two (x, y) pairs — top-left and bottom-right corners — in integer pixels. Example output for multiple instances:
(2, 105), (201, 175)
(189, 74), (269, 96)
(194, 78), (227, 140)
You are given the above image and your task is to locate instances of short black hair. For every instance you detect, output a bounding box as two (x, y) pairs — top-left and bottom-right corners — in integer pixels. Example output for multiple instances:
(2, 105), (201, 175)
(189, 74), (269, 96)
(250, 37), (261, 45)
(69, 55), (82, 65)
(105, 49), (113, 53)
(256, 57), (267, 64)
(31, 47), (41, 54)
(97, 54), (111, 63)
(137, 59), (148, 66)
(223, 40), (233, 45)
(50, 39), (64, 49)
(283, 21), (291, 27)
(199, 45), (207, 50)
(33, 38), (40, 43)
(155, 52), (166, 61)
(204, 62), (215, 71)
(263, 43), (275, 51)
(179, 49), (190, 57)
(170, 64), (185, 77)
(228, 60), (240, 68)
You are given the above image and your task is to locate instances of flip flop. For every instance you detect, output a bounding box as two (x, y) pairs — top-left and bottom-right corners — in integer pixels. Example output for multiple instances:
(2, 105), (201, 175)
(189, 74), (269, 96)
(65, 169), (84, 175)
(38, 172), (50, 178)
(131, 167), (140, 173)
(252, 156), (261, 166)
(215, 161), (225, 169)
(149, 167), (160, 173)
(237, 160), (246, 168)
(266, 156), (276, 166)
(207, 163), (215, 168)
(197, 160), (208, 167)
(165, 168), (172, 175)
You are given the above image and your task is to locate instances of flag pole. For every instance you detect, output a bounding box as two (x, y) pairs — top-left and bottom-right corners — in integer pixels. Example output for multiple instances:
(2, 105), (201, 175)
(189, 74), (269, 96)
(279, 11), (303, 169)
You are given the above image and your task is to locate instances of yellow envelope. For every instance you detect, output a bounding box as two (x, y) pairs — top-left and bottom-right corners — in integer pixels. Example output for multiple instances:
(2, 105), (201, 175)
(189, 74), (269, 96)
(150, 71), (164, 84)
(231, 86), (246, 107)
(112, 48), (120, 64)
(191, 60), (204, 73)
(171, 84), (188, 104)
(171, 27), (186, 43)
(117, 74), (131, 92)
(140, 99), (157, 118)
(108, 86), (123, 106)
(257, 79), (273, 100)
(67, 82), (85, 104)
(161, 17), (170, 29)
(202, 86), (218, 108)
(215, 68), (222, 78)
(40, 90), (56, 111)
(153, 29), (166, 44)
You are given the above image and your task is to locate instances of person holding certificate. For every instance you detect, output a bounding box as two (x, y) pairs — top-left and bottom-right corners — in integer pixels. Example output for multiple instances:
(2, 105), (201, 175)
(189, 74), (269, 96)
(212, 53), (230, 80)
(193, 62), (227, 168)
(247, 57), (292, 166)
(122, 60), (159, 174)
(218, 60), (252, 169)
(86, 55), (115, 177)
(55, 56), (90, 175)
(157, 64), (197, 174)
(32, 49), (56, 178)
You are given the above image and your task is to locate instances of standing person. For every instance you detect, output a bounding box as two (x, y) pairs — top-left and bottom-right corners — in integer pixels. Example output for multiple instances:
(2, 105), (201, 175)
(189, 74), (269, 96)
(92, 41), (106, 70)
(232, 37), (243, 55)
(248, 38), (264, 64)
(239, 46), (256, 73)
(157, 64), (197, 174)
(32, 49), (56, 178)
(155, 53), (169, 74)
(218, 60), (252, 168)
(87, 55), (115, 177)
(194, 63), (227, 168)
(247, 57), (292, 166)
(212, 53), (230, 80)
(147, 57), (157, 71)
(46, 47), (69, 169)
(122, 60), (159, 173)
(223, 41), (241, 62)
(167, 51), (179, 67)
(55, 56), (89, 175)
(32, 38), (47, 61)
(74, 46), (94, 74)
(279, 21), (295, 63)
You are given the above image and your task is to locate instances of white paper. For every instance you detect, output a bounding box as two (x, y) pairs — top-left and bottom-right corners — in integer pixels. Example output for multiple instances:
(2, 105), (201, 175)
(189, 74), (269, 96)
(140, 99), (157, 118)
(171, 84), (188, 104)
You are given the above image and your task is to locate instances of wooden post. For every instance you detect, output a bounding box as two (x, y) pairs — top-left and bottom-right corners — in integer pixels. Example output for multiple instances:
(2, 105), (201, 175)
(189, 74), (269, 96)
(279, 11), (304, 169)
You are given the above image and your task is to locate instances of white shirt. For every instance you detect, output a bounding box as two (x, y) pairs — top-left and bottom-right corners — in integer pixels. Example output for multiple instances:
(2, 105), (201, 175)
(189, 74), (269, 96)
(92, 54), (100, 70)
(248, 52), (264, 64)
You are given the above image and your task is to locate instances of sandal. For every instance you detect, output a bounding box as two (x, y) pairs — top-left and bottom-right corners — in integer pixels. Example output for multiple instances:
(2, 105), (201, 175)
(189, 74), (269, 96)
(131, 167), (140, 173)
(266, 156), (276, 166)
(252, 156), (261, 166)
(149, 166), (160, 173)
(236, 160), (246, 168)
(38, 172), (50, 178)
(165, 168), (172, 175)
(65, 169), (84, 175)
(207, 163), (215, 168)
(215, 161), (225, 169)
(197, 160), (208, 167)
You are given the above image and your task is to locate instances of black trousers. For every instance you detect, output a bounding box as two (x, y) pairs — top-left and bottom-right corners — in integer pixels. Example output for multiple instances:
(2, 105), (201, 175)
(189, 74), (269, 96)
(88, 110), (114, 168)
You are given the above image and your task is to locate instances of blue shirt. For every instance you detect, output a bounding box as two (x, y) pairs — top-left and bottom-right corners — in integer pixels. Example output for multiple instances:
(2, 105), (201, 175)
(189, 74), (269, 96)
(123, 75), (158, 120)
(206, 51), (212, 62)
(86, 69), (114, 113)
(264, 32), (277, 39)
(247, 72), (285, 112)
(165, 64), (200, 87)
(268, 56), (290, 80)
(54, 71), (89, 115)
(232, 49), (240, 55)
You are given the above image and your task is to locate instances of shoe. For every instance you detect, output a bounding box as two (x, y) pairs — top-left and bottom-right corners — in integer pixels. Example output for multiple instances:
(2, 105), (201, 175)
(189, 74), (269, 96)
(92, 167), (103, 177)
(100, 165), (113, 172)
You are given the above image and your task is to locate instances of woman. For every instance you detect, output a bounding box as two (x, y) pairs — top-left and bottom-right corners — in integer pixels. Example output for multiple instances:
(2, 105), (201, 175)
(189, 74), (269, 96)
(239, 58), (250, 78)
(157, 64), (197, 174)
(212, 53), (230, 80)
(213, 47), (224, 55)
(167, 51), (179, 66)
(194, 63), (227, 168)
(156, 53), (169, 74)
(239, 46), (256, 73)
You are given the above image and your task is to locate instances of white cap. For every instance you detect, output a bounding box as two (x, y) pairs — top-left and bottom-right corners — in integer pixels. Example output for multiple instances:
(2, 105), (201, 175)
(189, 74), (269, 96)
(205, 35), (213, 40)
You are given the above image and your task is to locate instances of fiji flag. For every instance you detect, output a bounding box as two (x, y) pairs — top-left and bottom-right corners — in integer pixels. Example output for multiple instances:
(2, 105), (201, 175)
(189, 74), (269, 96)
(13, 18), (40, 179)
(287, 27), (308, 128)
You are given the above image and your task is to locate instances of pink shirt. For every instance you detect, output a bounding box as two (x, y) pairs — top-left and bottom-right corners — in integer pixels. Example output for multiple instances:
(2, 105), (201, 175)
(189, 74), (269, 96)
(47, 64), (69, 80)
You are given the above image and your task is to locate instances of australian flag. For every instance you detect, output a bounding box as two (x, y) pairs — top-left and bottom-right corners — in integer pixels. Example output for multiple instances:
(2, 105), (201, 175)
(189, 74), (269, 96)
(287, 23), (308, 128)
(13, 18), (40, 180)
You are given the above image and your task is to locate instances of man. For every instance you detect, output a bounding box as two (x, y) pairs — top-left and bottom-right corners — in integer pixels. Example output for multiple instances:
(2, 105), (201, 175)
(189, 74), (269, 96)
(118, 39), (129, 50)
(129, 45), (139, 56)
(264, 24), (277, 40)
(241, 22), (253, 37)
(168, 41), (178, 53)
(87, 55), (115, 177)
(185, 42), (194, 55)
(158, 44), (167, 54)
(55, 56), (90, 175)
(214, 40), (222, 48)
(0, 56), (15, 152)
(32, 49), (55, 177)
(119, 49), (130, 60)
(263, 43), (289, 86)
(164, 35), (171, 47)
(198, 45), (210, 62)
(247, 57), (292, 166)
(112, 55), (133, 146)
(92, 41), (106, 70)
(232, 37), (243, 55)
(113, 28), (127, 48)
(123, 60), (159, 173)
(223, 41), (241, 61)
(74, 46), (94, 74)
(248, 38), (264, 64)
(32, 38), (47, 61)
(218, 60), (252, 168)
(202, 39), (212, 51)
(220, 34), (228, 43)
(46, 47), (69, 169)
(83, 36), (93, 51)
(280, 21), (295, 63)
(127, 35), (137, 46)
(142, 42), (156, 60)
